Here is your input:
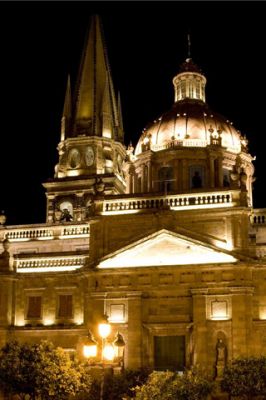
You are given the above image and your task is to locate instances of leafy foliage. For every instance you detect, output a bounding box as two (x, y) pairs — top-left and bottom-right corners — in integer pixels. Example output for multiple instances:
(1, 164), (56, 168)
(131, 368), (213, 400)
(102, 368), (151, 400)
(221, 357), (266, 399)
(80, 368), (150, 400)
(0, 340), (92, 400)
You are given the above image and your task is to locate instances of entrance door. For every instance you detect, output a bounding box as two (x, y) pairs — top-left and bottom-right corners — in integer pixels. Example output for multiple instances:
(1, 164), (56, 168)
(154, 335), (185, 371)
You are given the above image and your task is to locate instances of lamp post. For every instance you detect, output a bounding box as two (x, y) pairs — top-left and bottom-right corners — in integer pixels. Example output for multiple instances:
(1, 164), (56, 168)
(83, 315), (125, 400)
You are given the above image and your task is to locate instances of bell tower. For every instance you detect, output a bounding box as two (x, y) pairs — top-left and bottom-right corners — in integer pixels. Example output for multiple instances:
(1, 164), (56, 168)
(43, 15), (126, 223)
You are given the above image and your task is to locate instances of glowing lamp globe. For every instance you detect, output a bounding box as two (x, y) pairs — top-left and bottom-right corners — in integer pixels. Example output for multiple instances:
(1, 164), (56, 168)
(84, 344), (97, 358)
(103, 342), (115, 361)
(98, 315), (111, 338)
(83, 331), (98, 358)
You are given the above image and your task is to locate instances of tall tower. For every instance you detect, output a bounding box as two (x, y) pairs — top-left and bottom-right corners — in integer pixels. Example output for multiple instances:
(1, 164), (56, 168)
(43, 15), (126, 223)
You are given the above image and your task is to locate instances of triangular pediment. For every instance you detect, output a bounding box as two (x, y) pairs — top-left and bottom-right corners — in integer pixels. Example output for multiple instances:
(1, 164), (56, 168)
(98, 229), (237, 269)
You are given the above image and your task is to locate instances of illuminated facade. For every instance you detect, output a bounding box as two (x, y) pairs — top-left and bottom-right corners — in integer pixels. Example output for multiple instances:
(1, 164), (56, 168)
(1, 15), (266, 376)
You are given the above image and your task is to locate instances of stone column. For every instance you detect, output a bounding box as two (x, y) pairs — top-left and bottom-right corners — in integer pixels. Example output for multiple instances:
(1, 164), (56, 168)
(127, 292), (143, 369)
(141, 165), (146, 193)
(230, 287), (254, 358)
(209, 157), (215, 188)
(47, 194), (55, 223)
(190, 289), (208, 368)
(133, 174), (138, 194)
(75, 192), (84, 221)
(0, 277), (15, 326)
(147, 163), (152, 192)
(129, 173), (134, 194)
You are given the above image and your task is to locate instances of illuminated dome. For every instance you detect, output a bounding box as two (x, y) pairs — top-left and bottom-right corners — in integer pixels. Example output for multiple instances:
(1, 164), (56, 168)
(135, 58), (242, 156)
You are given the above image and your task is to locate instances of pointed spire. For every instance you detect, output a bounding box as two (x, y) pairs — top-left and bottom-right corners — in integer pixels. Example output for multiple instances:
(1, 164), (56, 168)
(117, 91), (124, 136)
(102, 76), (113, 138)
(73, 15), (123, 141)
(61, 74), (72, 141)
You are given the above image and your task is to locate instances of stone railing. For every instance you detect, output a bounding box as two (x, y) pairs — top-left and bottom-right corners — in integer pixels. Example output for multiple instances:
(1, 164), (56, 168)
(150, 139), (208, 152)
(102, 190), (237, 214)
(250, 209), (266, 225)
(5, 228), (53, 241)
(4, 223), (90, 242)
(16, 255), (86, 273)
(60, 225), (90, 237)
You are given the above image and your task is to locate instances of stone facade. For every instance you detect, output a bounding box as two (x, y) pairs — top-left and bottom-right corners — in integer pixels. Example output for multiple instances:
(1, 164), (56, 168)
(1, 15), (266, 380)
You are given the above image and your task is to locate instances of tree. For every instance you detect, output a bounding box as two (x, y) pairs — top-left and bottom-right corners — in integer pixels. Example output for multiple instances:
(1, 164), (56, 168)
(131, 368), (213, 400)
(221, 357), (266, 400)
(102, 368), (151, 400)
(0, 340), (92, 400)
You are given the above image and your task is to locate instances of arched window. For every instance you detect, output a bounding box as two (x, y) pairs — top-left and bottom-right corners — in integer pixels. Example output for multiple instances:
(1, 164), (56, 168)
(223, 169), (230, 188)
(190, 166), (204, 189)
(158, 167), (174, 194)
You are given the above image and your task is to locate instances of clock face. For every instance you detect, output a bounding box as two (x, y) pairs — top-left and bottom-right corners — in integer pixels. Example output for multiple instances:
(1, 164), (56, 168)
(85, 146), (94, 167)
(68, 148), (81, 169)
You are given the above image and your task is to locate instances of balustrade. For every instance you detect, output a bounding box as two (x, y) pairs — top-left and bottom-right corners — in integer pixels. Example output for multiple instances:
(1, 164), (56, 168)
(103, 191), (234, 214)
(5, 224), (90, 242)
(251, 209), (266, 225)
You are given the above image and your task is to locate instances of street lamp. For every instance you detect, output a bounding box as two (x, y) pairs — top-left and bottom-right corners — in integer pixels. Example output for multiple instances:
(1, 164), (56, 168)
(83, 330), (97, 358)
(83, 315), (125, 400)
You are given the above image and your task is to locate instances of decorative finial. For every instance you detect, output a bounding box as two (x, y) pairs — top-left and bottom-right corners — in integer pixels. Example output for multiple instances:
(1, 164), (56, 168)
(187, 32), (191, 59)
(0, 210), (6, 226)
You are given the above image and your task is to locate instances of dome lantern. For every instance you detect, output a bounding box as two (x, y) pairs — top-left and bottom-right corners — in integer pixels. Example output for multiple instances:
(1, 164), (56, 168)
(173, 58), (207, 103)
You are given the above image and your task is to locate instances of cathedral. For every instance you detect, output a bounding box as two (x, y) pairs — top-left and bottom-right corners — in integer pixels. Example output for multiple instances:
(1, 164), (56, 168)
(1, 15), (266, 377)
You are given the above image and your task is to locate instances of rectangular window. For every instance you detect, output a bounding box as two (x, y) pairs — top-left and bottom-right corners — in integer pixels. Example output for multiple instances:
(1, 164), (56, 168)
(190, 166), (204, 189)
(211, 300), (228, 320)
(27, 296), (42, 319)
(154, 335), (185, 371)
(109, 304), (125, 323)
(58, 294), (73, 318)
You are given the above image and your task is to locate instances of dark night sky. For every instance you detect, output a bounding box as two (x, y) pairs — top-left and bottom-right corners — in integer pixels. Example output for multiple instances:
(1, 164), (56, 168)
(0, 1), (266, 226)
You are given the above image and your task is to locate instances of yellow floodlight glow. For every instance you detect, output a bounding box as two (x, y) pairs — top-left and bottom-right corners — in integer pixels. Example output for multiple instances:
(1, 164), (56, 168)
(99, 321), (111, 339)
(83, 331), (98, 358)
(102, 342), (115, 361)
(101, 199), (235, 216)
(170, 202), (235, 211)
(84, 344), (97, 358)
(98, 231), (237, 269)
(15, 318), (25, 327)
(17, 265), (82, 273)
(210, 312), (229, 321)
(259, 306), (266, 320)
(74, 315), (84, 325)
(8, 238), (31, 242)
(67, 170), (80, 177)
(58, 234), (90, 239)
(103, 129), (112, 139)
(101, 210), (140, 216)
(43, 317), (55, 326)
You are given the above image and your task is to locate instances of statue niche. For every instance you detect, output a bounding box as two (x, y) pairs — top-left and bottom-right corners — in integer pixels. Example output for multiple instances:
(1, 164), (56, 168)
(0, 239), (11, 272)
(215, 337), (227, 380)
